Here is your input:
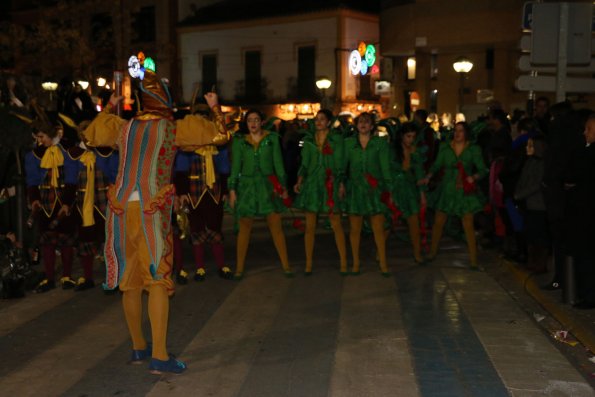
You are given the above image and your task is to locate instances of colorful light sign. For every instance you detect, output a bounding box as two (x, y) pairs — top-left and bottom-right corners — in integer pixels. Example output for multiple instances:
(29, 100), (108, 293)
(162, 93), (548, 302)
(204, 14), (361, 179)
(144, 57), (156, 73)
(349, 50), (362, 76)
(348, 42), (377, 76)
(365, 44), (376, 67)
(128, 55), (142, 79)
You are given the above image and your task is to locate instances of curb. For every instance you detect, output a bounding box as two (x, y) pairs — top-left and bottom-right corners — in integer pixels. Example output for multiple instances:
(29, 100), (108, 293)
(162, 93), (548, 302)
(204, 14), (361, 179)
(502, 259), (595, 354)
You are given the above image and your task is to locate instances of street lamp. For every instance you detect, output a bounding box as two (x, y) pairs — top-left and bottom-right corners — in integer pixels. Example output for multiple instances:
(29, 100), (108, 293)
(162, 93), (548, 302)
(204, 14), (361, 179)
(41, 81), (59, 103)
(316, 77), (332, 110)
(452, 57), (473, 113)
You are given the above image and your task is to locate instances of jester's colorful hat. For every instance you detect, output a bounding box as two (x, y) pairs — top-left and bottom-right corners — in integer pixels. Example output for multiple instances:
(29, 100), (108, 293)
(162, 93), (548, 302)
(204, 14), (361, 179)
(128, 52), (173, 116)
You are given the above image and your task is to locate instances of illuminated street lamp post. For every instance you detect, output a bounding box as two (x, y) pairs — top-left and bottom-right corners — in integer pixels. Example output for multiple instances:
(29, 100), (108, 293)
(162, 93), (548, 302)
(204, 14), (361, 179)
(316, 77), (332, 110)
(41, 81), (59, 104)
(452, 57), (473, 113)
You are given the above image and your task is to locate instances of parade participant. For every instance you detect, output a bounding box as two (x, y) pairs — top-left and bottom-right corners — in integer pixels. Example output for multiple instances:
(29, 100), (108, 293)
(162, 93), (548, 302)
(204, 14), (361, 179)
(173, 143), (233, 282)
(82, 54), (229, 374)
(341, 112), (393, 276)
(62, 115), (118, 291)
(392, 122), (426, 264)
(25, 114), (78, 292)
(228, 109), (292, 279)
(422, 122), (488, 269)
(293, 109), (347, 275)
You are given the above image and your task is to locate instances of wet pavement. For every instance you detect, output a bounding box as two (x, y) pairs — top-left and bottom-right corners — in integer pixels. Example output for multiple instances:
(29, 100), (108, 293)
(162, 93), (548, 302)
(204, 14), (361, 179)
(1, 214), (594, 397)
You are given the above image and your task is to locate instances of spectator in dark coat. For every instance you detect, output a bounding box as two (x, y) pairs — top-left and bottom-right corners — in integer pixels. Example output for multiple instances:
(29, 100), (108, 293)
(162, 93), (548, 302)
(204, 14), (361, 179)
(514, 135), (548, 273)
(542, 102), (583, 290)
(565, 114), (595, 309)
(499, 118), (539, 262)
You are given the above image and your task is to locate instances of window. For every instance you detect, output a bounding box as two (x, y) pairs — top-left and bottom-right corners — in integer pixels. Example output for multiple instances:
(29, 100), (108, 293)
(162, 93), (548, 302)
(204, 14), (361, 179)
(201, 54), (217, 96)
(245, 50), (262, 99)
(406, 57), (416, 80)
(430, 54), (438, 79)
(131, 6), (156, 43)
(297, 46), (316, 99)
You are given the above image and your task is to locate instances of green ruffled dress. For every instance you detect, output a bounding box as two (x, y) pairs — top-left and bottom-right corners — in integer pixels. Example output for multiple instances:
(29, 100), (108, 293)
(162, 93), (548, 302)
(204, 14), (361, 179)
(344, 135), (393, 216)
(428, 142), (488, 217)
(228, 131), (287, 218)
(391, 148), (425, 218)
(293, 132), (344, 213)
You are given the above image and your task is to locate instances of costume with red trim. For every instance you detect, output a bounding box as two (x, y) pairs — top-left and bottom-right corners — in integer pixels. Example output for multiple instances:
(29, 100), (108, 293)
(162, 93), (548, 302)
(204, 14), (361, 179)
(81, 58), (228, 372)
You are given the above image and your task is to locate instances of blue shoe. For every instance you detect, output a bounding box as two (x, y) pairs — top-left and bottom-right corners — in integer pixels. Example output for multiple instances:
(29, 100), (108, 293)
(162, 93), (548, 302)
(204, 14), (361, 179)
(130, 343), (152, 364)
(149, 356), (187, 375)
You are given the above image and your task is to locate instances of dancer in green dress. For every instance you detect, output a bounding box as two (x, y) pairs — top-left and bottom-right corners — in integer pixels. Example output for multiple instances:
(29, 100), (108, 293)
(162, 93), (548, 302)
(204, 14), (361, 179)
(341, 112), (394, 275)
(392, 122), (427, 264)
(421, 122), (488, 268)
(293, 109), (347, 275)
(228, 110), (292, 279)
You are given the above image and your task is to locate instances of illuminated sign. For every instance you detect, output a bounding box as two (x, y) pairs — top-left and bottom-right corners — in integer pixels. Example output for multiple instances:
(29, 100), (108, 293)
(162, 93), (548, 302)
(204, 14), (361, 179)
(128, 55), (143, 79)
(349, 42), (377, 76)
(349, 50), (362, 75)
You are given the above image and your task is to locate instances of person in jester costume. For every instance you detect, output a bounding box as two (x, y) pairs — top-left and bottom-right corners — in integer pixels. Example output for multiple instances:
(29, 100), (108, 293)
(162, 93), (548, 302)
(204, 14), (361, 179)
(82, 53), (229, 374)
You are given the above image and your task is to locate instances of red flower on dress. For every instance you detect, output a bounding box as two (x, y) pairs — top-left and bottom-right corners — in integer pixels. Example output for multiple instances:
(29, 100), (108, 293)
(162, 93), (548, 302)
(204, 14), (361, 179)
(325, 168), (334, 214)
(456, 161), (476, 195)
(365, 173), (378, 189)
(268, 175), (292, 207)
(380, 191), (402, 224)
(322, 142), (333, 155)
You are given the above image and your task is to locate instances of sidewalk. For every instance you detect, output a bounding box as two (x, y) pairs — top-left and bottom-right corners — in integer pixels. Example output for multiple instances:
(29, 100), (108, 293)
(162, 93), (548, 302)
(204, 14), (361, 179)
(499, 256), (595, 353)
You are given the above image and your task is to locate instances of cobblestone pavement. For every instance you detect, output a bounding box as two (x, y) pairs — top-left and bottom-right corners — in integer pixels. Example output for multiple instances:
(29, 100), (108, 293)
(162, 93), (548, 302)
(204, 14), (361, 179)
(0, 215), (594, 397)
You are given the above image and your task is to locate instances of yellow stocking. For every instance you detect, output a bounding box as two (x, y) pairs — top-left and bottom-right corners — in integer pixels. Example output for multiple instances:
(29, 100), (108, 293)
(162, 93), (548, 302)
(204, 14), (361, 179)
(462, 213), (478, 266)
(407, 215), (422, 262)
(235, 217), (254, 276)
(122, 288), (146, 351)
(371, 214), (389, 273)
(148, 284), (169, 361)
(430, 211), (448, 259)
(266, 213), (291, 272)
(329, 214), (348, 273)
(349, 215), (363, 273)
(304, 212), (317, 272)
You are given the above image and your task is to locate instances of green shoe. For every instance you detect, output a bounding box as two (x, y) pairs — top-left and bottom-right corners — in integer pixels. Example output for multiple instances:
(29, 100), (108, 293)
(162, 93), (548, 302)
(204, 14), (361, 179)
(233, 273), (243, 280)
(381, 272), (392, 278)
(284, 271), (295, 278)
(350, 270), (361, 276)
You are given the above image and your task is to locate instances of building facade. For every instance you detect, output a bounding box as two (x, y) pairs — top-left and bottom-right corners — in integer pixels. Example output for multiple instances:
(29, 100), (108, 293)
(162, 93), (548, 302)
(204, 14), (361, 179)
(380, 0), (559, 119)
(177, 2), (383, 119)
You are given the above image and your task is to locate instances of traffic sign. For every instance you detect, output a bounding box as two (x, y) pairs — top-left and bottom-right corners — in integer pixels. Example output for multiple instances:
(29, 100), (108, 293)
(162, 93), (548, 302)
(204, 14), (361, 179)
(518, 55), (595, 73)
(523, 1), (595, 31)
(516, 75), (595, 92)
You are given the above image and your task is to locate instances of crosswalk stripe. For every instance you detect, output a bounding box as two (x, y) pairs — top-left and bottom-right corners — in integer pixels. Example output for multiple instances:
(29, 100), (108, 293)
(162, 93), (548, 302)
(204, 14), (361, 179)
(329, 272), (420, 397)
(0, 300), (127, 396)
(442, 268), (595, 396)
(0, 289), (76, 337)
(147, 268), (293, 396)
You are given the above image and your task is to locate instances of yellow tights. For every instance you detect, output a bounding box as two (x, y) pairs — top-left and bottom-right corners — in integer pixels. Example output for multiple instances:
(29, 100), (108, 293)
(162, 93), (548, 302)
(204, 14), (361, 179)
(430, 211), (477, 266)
(122, 284), (170, 361)
(235, 213), (291, 276)
(304, 212), (347, 273)
(349, 214), (389, 273)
